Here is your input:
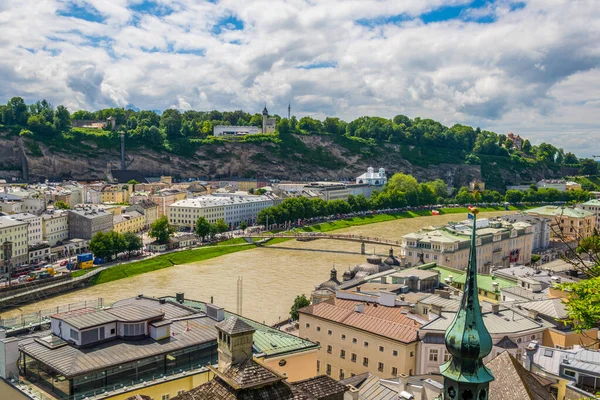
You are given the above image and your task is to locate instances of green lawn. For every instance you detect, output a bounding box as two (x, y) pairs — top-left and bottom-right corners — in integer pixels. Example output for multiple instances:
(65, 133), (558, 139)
(71, 267), (98, 278)
(263, 237), (293, 246)
(91, 244), (255, 285)
(212, 238), (249, 246)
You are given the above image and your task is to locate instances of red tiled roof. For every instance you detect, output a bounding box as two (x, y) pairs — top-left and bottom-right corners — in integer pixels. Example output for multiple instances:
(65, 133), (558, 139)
(298, 298), (421, 343)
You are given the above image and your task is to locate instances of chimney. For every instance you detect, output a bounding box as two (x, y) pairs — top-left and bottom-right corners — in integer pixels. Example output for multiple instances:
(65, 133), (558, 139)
(354, 303), (365, 313)
(120, 133), (126, 171)
(447, 275), (453, 283)
(528, 310), (539, 320)
(491, 304), (500, 314)
(492, 282), (499, 292)
(524, 341), (539, 371)
(356, 286), (361, 293)
(397, 373), (409, 391)
(176, 292), (184, 303)
(344, 386), (360, 400)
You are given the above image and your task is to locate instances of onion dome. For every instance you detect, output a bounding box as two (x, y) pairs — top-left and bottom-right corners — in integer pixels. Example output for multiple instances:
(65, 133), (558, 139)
(384, 248), (400, 266)
(317, 267), (340, 289)
(366, 254), (382, 265)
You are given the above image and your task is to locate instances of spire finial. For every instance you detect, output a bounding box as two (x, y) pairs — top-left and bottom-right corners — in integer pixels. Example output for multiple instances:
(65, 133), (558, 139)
(440, 207), (494, 399)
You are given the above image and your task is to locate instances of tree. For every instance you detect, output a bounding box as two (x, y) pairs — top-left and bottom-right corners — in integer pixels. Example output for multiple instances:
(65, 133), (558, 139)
(580, 159), (599, 176)
(505, 190), (524, 203)
(54, 105), (71, 132)
(107, 231), (126, 259)
(387, 173), (419, 193)
(89, 232), (112, 260)
(522, 139), (532, 153)
(558, 277), (600, 334)
(160, 109), (183, 140)
(195, 216), (211, 241)
(9, 97), (29, 125)
(239, 220), (248, 230)
(213, 219), (229, 234)
(564, 152), (579, 165)
(127, 180), (139, 185)
(256, 188), (267, 195)
(122, 232), (142, 256)
(289, 294), (310, 320)
(149, 216), (175, 244)
(54, 200), (70, 210)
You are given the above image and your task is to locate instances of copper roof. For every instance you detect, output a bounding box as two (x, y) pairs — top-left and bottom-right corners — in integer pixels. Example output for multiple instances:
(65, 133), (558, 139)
(298, 298), (421, 343)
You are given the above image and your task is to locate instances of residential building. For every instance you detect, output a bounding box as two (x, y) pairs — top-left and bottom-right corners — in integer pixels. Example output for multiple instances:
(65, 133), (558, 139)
(151, 189), (186, 217)
(172, 316), (345, 400)
(355, 166), (387, 186)
(340, 372), (444, 400)
(508, 132), (523, 150)
(41, 210), (69, 246)
(101, 185), (130, 204)
(113, 211), (145, 234)
(0, 201), (22, 214)
(579, 199), (600, 230)
(68, 208), (113, 240)
(6, 294), (320, 399)
(147, 233), (198, 252)
(0, 217), (29, 272)
(126, 199), (159, 229)
(525, 206), (595, 240)
(28, 243), (51, 264)
(470, 180), (486, 192)
(402, 218), (534, 274)
(537, 180), (567, 191)
(416, 304), (551, 375)
(8, 213), (42, 245)
(21, 197), (46, 214)
(523, 341), (600, 399)
(168, 194), (274, 229)
(213, 125), (261, 136)
(501, 213), (551, 250)
(298, 297), (423, 380)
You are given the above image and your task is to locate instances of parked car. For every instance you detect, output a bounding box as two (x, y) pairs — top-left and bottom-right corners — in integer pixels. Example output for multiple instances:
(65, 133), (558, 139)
(59, 260), (68, 267)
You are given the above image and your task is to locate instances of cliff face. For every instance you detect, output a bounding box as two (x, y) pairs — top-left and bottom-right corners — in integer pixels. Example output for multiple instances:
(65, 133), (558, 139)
(0, 134), (554, 188)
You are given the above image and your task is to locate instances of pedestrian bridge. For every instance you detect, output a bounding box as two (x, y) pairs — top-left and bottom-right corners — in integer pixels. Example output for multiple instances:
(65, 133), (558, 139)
(240, 233), (401, 254)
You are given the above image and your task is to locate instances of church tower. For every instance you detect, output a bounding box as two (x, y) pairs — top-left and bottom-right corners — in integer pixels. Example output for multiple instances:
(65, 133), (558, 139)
(262, 105), (269, 134)
(288, 102), (291, 119)
(440, 208), (494, 400)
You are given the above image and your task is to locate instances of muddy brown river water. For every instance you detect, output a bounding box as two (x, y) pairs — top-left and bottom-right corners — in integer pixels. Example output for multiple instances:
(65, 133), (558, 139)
(2, 211), (512, 325)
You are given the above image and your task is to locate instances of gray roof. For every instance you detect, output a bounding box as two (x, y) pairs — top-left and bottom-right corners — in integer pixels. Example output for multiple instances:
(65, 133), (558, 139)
(52, 304), (164, 330)
(20, 317), (217, 378)
(216, 316), (255, 335)
(564, 350), (600, 374)
(514, 298), (568, 320)
(112, 297), (198, 320)
(502, 286), (548, 301)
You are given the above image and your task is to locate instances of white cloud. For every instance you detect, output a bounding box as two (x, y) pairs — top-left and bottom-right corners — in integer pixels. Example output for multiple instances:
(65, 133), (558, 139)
(0, 0), (599, 156)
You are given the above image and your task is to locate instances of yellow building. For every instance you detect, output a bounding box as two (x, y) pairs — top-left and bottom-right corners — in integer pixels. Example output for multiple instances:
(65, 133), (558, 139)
(0, 217), (29, 270)
(525, 205), (595, 240)
(298, 298), (421, 380)
(113, 211), (145, 234)
(101, 185), (130, 204)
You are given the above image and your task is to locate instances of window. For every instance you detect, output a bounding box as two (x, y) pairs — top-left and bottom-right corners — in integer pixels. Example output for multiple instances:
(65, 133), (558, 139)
(363, 357), (369, 367)
(326, 364), (331, 376)
(364, 341), (369, 348)
(379, 346), (384, 352)
(306, 323), (310, 328)
(351, 353), (357, 363)
(393, 350), (398, 356)
(177, 390), (185, 395)
(328, 330), (332, 335)
(564, 369), (576, 378)
(444, 350), (452, 362)
(327, 345), (332, 354)
(317, 360), (320, 373)
(339, 369), (345, 380)
(317, 326), (321, 332)
(392, 367), (398, 376)
(340, 349), (346, 359)
(544, 349), (554, 357)
(378, 362), (384, 372)
(70, 329), (79, 341)
(341, 334), (346, 340)
(409, 369), (412, 375)
(162, 395), (170, 400)
(429, 349), (439, 362)
(352, 338), (357, 344)
(110, 328), (115, 335)
(410, 351), (414, 357)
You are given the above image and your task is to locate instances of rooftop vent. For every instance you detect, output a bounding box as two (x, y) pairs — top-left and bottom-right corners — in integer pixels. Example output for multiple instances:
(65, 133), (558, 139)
(176, 292), (184, 303)
(206, 303), (225, 322)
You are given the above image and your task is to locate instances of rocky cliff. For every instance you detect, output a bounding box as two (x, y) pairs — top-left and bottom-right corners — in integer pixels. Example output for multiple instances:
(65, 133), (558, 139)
(0, 133), (555, 189)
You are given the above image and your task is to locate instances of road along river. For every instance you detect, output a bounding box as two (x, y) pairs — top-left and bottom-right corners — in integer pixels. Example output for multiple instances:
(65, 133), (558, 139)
(1, 211), (513, 325)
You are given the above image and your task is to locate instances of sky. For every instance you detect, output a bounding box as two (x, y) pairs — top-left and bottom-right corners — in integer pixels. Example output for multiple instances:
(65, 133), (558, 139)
(1, 0), (599, 156)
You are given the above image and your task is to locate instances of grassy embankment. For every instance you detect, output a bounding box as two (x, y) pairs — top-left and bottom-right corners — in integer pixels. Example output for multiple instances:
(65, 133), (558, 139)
(83, 205), (526, 285)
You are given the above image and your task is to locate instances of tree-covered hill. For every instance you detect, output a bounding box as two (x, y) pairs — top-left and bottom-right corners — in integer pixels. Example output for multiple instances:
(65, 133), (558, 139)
(0, 96), (597, 188)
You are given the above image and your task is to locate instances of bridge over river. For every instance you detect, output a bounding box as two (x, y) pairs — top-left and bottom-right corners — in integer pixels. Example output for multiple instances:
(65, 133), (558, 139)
(241, 233), (402, 254)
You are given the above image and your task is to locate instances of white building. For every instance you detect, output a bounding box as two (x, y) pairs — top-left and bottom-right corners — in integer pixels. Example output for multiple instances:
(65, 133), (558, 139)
(168, 194), (274, 230)
(500, 213), (551, 250)
(213, 125), (261, 137)
(580, 199), (600, 230)
(536, 180), (567, 191)
(22, 198), (46, 214)
(42, 211), (70, 246)
(356, 167), (387, 186)
(9, 213), (43, 246)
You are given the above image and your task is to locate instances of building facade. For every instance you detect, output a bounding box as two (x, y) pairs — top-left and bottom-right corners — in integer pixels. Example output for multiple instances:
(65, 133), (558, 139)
(0, 217), (29, 272)
(402, 218), (534, 274)
(525, 206), (595, 240)
(298, 298), (421, 380)
(579, 199), (600, 230)
(356, 167), (387, 186)
(113, 211), (145, 234)
(68, 208), (114, 240)
(8, 213), (42, 246)
(126, 199), (159, 229)
(500, 213), (551, 250)
(41, 211), (69, 246)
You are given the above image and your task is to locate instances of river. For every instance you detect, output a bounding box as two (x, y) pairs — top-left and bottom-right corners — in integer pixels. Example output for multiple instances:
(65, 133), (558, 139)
(1, 211), (513, 325)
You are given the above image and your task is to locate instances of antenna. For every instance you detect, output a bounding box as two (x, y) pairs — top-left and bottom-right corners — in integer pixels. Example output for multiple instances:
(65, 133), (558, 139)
(236, 276), (243, 315)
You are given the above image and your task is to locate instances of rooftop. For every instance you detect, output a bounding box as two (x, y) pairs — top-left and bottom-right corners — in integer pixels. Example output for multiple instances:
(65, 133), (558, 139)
(0, 216), (28, 229)
(525, 206), (593, 219)
(216, 317), (255, 336)
(170, 195), (271, 209)
(298, 298), (421, 343)
(52, 304), (165, 330)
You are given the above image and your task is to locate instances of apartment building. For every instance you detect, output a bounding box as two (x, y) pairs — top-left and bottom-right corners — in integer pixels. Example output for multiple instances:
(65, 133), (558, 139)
(298, 297), (422, 380)
(168, 194), (274, 229)
(525, 206), (595, 240)
(151, 189), (186, 217)
(0, 217), (29, 271)
(8, 213), (42, 245)
(500, 213), (551, 250)
(579, 199), (600, 230)
(100, 185), (130, 204)
(68, 208), (113, 240)
(113, 211), (144, 234)
(125, 199), (158, 228)
(41, 211), (69, 246)
(402, 218), (534, 274)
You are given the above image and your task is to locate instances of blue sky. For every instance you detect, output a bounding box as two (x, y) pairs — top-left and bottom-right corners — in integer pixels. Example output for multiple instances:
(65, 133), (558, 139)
(1, 0), (600, 156)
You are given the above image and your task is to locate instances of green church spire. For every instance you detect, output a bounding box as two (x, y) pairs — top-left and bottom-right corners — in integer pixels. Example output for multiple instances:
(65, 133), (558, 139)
(440, 208), (494, 400)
